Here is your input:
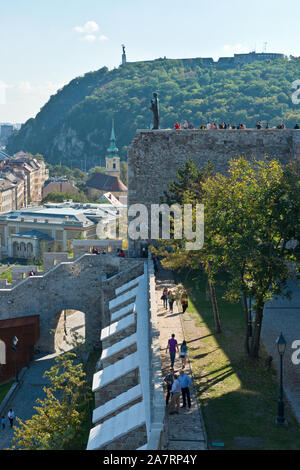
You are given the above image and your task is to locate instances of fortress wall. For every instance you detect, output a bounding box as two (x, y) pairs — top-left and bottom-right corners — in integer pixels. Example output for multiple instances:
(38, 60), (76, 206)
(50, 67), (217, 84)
(0, 254), (120, 352)
(127, 129), (300, 254)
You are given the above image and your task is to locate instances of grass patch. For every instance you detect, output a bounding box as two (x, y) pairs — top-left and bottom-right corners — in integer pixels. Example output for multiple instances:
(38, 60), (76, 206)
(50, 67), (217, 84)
(179, 269), (300, 450)
(0, 381), (14, 404)
(0, 268), (12, 284)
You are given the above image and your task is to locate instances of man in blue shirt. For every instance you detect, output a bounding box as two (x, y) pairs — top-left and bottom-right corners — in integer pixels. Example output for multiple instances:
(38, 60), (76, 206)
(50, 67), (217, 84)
(178, 370), (192, 408)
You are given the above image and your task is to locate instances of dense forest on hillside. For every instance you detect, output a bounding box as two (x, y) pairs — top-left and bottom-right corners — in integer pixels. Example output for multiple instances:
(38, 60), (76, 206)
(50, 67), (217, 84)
(7, 57), (300, 168)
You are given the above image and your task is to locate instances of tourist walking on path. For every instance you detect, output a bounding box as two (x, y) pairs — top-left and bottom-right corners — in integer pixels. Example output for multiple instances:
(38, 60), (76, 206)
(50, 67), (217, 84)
(7, 409), (15, 428)
(180, 340), (188, 369)
(161, 288), (168, 309)
(181, 291), (188, 313)
(1, 417), (5, 430)
(166, 334), (179, 368)
(168, 290), (175, 313)
(169, 374), (181, 414)
(152, 254), (158, 273)
(178, 370), (192, 409)
(164, 368), (175, 406)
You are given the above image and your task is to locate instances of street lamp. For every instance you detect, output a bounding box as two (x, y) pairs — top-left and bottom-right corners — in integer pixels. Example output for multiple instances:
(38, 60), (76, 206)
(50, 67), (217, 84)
(12, 336), (19, 382)
(276, 332), (287, 425)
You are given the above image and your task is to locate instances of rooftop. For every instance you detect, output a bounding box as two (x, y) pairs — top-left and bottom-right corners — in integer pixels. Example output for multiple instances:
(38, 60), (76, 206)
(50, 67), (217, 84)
(9, 230), (53, 241)
(0, 201), (120, 226)
(86, 173), (127, 192)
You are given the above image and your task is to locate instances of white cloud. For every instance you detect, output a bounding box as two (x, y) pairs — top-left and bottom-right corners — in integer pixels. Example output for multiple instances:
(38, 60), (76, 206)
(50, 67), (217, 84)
(74, 21), (108, 43)
(74, 20), (99, 34)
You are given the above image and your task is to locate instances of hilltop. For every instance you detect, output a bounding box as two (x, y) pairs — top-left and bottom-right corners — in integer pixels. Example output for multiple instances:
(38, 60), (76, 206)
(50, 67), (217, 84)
(6, 56), (300, 167)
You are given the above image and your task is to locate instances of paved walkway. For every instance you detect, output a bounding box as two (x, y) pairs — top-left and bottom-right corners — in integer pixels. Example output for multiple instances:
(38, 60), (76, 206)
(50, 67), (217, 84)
(262, 280), (300, 423)
(155, 267), (207, 450)
(0, 311), (85, 449)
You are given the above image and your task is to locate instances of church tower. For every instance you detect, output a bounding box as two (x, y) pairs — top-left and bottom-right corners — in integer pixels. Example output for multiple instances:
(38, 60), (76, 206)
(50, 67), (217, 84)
(105, 119), (120, 178)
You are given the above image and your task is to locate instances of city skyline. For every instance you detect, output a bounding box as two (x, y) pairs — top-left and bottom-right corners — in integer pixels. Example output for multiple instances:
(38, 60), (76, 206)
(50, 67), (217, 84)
(0, 0), (300, 123)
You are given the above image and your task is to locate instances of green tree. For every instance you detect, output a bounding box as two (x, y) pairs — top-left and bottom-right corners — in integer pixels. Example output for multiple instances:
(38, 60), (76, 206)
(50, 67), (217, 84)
(157, 157), (300, 356)
(41, 191), (88, 204)
(12, 352), (90, 450)
(7, 57), (300, 165)
(155, 159), (222, 333)
(202, 158), (300, 357)
(120, 161), (128, 186)
(88, 166), (106, 175)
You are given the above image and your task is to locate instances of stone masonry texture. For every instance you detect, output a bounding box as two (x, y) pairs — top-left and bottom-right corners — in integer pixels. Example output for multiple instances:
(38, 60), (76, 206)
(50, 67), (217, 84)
(127, 129), (300, 253)
(0, 254), (120, 353)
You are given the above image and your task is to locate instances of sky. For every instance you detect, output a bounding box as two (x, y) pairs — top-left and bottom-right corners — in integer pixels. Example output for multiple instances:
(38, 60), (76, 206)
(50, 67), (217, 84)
(0, 0), (299, 123)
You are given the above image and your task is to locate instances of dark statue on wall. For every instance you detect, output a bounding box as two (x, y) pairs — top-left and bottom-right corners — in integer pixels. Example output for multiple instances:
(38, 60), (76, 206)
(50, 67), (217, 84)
(150, 92), (160, 130)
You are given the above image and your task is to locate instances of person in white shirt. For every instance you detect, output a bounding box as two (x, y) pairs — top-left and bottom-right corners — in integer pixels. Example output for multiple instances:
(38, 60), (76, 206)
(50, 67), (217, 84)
(169, 375), (181, 415)
(7, 409), (15, 428)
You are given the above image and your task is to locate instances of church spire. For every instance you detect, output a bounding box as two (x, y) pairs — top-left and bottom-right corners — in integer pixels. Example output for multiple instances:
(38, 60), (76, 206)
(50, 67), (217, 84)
(105, 119), (120, 179)
(110, 118), (116, 142)
(107, 119), (119, 156)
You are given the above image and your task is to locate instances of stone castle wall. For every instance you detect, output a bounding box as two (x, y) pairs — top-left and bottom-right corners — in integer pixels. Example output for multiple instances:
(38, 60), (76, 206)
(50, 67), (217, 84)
(0, 254), (120, 352)
(127, 129), (300, 253)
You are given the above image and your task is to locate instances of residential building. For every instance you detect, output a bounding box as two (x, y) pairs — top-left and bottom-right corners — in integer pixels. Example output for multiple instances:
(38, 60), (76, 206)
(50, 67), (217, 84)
(42, 178), (79, 198)
(3, 152), (49, 204)
(0, 179), (17, 213)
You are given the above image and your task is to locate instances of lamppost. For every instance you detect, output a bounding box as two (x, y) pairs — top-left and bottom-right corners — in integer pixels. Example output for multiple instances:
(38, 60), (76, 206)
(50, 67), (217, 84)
(12, 336), (19, 382)
(276, 332), (287, 425)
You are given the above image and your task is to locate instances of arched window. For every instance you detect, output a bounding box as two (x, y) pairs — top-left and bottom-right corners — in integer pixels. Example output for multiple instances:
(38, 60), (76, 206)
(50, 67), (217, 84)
(0, 340), (6, 365)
